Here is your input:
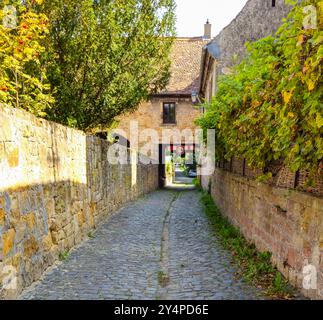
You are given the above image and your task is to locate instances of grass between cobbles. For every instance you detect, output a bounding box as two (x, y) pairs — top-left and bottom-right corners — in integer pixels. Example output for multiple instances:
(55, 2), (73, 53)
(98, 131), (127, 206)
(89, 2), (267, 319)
(198, 187), (297, 299)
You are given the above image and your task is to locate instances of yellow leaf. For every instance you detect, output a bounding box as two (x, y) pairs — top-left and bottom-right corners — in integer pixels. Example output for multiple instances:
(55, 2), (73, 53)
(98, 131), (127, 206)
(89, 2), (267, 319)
(316, 113), (323, 129)
(319, 1), (323, 13)
(282, 91), (293, 104)
(296, 35), (305, 47)
(307, 79), (315, 91)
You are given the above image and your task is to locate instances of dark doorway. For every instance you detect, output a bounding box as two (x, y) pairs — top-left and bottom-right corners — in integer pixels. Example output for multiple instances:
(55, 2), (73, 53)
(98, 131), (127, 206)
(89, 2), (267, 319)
(158, 144), (166, 188)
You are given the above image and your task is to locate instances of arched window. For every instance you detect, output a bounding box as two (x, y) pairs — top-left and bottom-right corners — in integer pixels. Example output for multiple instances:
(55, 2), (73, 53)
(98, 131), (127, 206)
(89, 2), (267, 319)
(272, 0), (276, 7)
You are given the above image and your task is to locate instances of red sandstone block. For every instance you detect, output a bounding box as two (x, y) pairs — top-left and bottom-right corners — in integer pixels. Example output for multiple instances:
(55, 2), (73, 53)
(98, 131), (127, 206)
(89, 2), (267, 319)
(287, 248), (303, 268)
(302, 241), (313, 258)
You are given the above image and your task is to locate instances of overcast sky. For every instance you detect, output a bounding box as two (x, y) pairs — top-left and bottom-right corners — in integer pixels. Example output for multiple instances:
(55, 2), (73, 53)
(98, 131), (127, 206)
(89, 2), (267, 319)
(175, 0), (248, 38)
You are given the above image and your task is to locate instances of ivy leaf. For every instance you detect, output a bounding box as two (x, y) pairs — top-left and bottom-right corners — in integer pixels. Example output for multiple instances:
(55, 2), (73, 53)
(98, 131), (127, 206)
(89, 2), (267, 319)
(296, 34), (306, 47)
(307, 79), (315, 91)
(316, 113), (323, 129)
(282, 90), (293, 104)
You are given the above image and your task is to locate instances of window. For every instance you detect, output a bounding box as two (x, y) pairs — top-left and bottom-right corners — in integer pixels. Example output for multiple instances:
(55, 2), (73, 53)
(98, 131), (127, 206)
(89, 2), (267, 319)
(272, 0), (276, 7)
(163, 103), (176, 124)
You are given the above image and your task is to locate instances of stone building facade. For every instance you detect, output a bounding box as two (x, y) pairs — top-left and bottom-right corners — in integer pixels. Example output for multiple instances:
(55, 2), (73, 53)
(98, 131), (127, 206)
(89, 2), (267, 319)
(199, 0), (293, 101)
(116, 35), (209, 152)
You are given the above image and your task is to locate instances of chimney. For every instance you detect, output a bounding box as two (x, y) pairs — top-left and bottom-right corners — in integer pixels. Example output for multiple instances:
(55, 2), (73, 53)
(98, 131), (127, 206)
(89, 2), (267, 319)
(204, 19), (211, 40)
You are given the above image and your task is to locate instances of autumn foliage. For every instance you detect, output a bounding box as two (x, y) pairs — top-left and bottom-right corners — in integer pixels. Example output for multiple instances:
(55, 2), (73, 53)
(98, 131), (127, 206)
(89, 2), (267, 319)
(0, 0), (54, 116)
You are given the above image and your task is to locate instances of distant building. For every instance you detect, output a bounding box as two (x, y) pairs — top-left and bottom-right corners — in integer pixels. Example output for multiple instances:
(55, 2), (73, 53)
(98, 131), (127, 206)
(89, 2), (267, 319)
(116, 22), (212, 151)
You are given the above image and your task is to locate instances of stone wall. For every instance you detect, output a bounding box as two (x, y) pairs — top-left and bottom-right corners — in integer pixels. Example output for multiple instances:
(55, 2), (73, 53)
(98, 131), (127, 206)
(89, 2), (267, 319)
(213, 0), (292, 69)
(0, 105), (159, 299)
(202, 169), (323, 300)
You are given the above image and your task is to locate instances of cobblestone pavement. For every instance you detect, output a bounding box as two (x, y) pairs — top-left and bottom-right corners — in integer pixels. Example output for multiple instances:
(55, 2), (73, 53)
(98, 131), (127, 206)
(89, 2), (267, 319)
(20, 189), (266, 300)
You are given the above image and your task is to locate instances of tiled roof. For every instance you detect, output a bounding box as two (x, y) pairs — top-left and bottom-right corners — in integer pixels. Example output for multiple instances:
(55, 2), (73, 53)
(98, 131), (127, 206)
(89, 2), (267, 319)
(158, 37), (206, 96)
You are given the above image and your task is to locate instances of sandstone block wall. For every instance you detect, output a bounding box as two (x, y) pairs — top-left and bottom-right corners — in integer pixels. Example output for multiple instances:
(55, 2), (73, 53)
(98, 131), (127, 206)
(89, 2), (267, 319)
(0, 105), (159, 299)
(202, 169), (323, 300)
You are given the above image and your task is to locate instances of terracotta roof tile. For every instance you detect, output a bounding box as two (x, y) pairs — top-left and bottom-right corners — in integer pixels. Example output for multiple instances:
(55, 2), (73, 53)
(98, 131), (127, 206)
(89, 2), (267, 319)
(159, 37), (206, 95)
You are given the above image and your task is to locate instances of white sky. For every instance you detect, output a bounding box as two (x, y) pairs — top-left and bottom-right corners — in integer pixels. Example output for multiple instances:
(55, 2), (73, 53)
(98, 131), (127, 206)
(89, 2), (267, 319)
(175, 0), (249, 38)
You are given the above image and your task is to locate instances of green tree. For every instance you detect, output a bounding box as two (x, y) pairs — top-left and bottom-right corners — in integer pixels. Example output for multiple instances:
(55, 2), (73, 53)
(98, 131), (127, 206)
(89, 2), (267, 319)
(41, 0), (176, 131)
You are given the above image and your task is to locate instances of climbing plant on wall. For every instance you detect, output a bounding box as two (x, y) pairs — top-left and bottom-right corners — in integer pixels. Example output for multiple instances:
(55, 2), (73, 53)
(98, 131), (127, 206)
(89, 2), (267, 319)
(0, 0), (54, 116)
(197, 0), (323, 177)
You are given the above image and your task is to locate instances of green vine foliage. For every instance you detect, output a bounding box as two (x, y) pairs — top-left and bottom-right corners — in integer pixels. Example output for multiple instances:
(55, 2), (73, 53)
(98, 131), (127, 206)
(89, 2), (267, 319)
(197, 0), (323, 177)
